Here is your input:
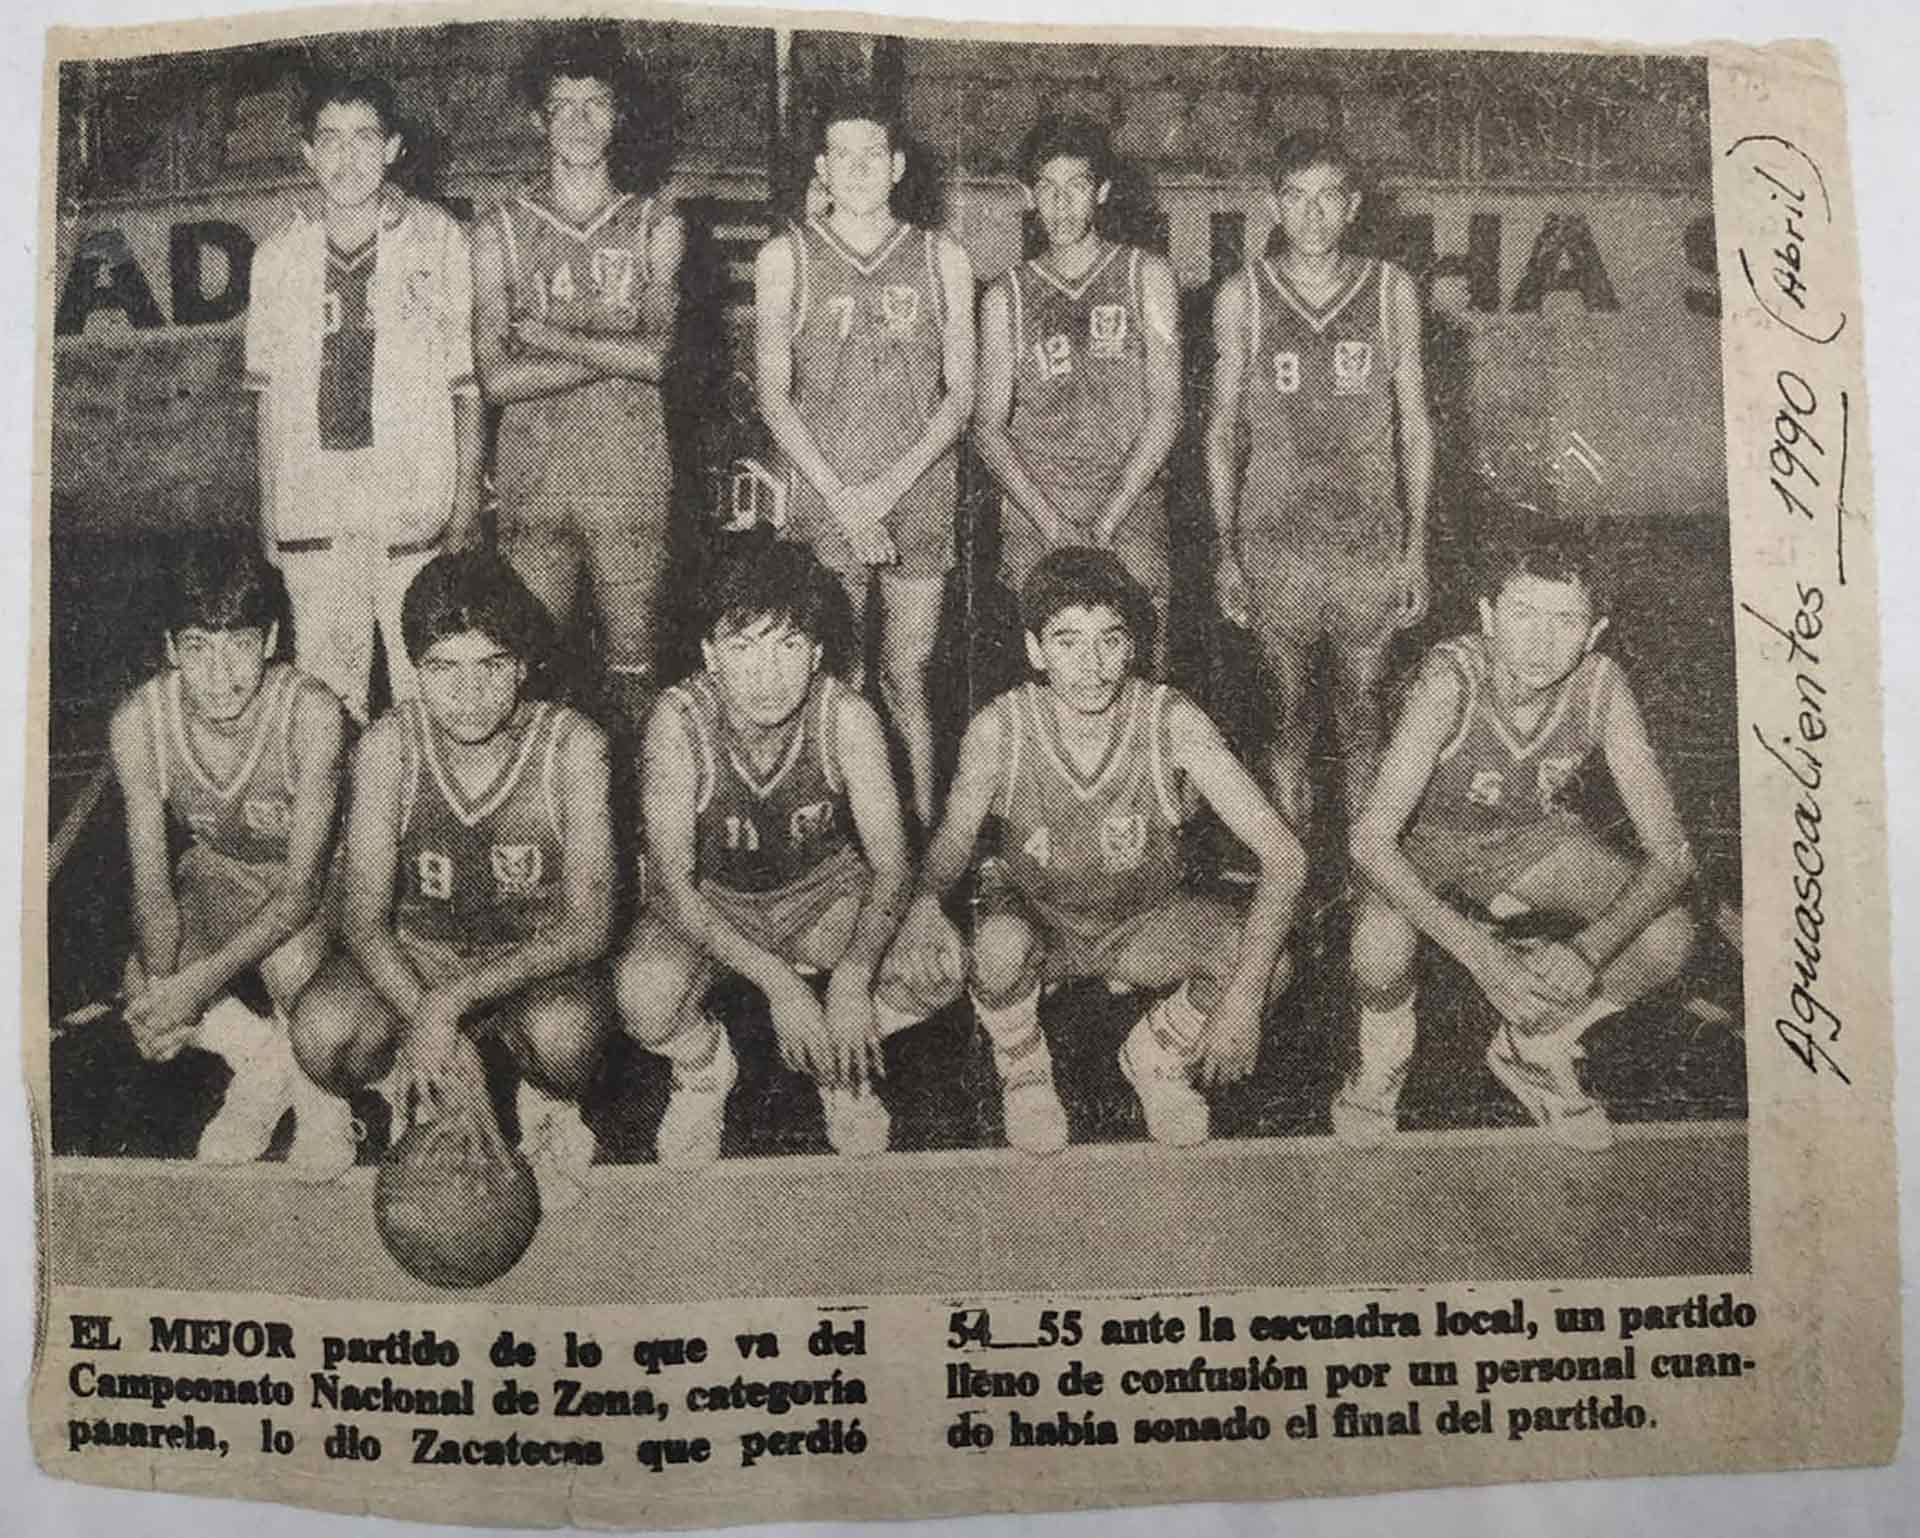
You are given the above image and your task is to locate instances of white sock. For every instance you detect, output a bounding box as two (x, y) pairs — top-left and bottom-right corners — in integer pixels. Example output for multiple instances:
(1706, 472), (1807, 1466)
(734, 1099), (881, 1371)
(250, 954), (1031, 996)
(194, 997), (276, 1063)
(1139, 982), (1209, 1066)
(1353, 999), (1417, 1092)
(973, 989), (1050, 1082)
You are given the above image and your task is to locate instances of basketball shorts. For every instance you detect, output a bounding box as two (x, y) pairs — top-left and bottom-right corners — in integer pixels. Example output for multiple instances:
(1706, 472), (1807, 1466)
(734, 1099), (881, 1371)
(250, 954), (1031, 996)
(783, 453), (957, 580)
(700, 845), (872, 961)
(973, 856), (1223, 984)
(173, 841), (332, 1003)
(1401, 817), (1583, 911)
(1242, 537), (1404, 646)
(393, 928), (605, 1033)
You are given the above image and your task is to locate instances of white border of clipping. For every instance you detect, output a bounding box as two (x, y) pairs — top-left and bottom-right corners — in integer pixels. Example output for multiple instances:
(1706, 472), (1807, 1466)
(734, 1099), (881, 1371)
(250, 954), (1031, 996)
(4, 1), (1915, 1534)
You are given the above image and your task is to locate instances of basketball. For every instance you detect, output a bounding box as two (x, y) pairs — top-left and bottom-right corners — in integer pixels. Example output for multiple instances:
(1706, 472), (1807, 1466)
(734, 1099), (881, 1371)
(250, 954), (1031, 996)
(374, 1040), (541, 1288)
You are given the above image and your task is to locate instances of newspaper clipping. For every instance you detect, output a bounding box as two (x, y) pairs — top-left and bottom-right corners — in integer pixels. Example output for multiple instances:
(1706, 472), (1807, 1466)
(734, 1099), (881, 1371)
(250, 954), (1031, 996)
(25, 1), (1900, 1528)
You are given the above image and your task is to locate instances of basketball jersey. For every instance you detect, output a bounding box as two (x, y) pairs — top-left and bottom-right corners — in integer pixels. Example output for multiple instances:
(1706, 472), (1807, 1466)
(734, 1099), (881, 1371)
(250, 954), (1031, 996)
(667, 671), (854, 895)
(992, 677), (1187, 938)
(318, 237), (376, 452)
(784, 217), (950, 489)
(493, 187), (668, 502)
(141, 663), (301, 867)
(1005, 242), (1151, 516)
(1239, 255), (1402, 553)
(395, 699), (575, 946)
(1411, 635), (1619, 838)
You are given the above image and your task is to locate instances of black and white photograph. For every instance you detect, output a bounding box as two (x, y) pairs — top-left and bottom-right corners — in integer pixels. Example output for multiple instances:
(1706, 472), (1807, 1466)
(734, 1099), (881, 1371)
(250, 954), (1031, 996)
(19, 1), (1900, 1529)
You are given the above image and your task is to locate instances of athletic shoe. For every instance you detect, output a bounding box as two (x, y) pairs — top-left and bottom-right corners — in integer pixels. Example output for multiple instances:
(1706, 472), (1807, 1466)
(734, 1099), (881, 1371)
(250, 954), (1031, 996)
(286, 1072), (358, 1183)
(819, 1083), (891, 1158)
(1486, 1026), (1615, 1152)
(655, 1025), (738, 1170)
(1001, 1073), (1070, 1156)
(1329, 1077), (1403, 1149)
(197, 1002), (293, 1165)
(517, 1081), (598, 1212)
(1118, 1019), (1209, 1148)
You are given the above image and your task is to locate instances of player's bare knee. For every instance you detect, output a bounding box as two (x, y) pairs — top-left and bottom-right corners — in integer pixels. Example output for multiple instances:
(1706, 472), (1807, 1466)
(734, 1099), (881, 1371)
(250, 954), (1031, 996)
(1629, 906), (1697, 993)
(615, 945), (692, 1047)
(290, 988), (385, 1095)
(512, 994), (603, 1099)
(971, 915), (1039, 1006)
(1352, 904), (1418, 996)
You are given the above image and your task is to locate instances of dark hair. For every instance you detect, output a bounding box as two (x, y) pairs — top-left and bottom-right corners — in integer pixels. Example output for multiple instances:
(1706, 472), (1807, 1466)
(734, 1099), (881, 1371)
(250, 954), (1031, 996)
(297, 69), (402, 144)
(703, 534), (851, 661)
(1019, 546), (1156, 668)
(513, 24), (672, 197)
(1267, 130), (1361, 192)
(1485, 523), (1610, 615)
(167, 539), (279, 639)
(400, 551), (554, 669)
(812, 82), (901, 157)
(1018, 113), (1115, 188)
(515, 21), (626, 103)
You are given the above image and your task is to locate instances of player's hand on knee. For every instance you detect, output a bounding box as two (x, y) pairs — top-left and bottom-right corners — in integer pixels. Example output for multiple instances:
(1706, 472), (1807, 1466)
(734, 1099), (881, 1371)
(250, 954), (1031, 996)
(1521, 941), (1599, 1009)
(126, 968), (210, 1060)
(1196, 998), (1260, 1087)
(767, 972), (832, 1081)
(398, 995), (465, 1117)
(825, 967), (884, 1089)
(1215, 555), (1252, 629)
(895, 897), (964, 998)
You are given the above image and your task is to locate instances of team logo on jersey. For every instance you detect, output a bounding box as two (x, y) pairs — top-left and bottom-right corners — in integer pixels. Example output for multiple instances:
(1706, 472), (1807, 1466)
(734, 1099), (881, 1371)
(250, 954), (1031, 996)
(1333, 340), (1375, 394)
(1099, 813), (1149, 873)
(1466, 770), (1506, 808)
(1535, 756), (1580, 809)
(880, 284), (921, 333)
(241, 798), (292, 837)
(1089, 304), (1129, 359)
(789, 801), (837, 845)
(591, 247), (641, 313)
(490, 843), (545, 896)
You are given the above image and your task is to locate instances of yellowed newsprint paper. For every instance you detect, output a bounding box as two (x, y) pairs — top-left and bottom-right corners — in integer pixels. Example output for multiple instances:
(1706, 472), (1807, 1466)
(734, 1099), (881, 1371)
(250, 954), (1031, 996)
(23, 0), (1901, 1529)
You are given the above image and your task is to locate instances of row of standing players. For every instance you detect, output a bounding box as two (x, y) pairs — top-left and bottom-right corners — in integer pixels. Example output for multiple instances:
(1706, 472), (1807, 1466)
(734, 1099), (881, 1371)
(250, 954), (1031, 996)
(109, 47), (1703, 1198)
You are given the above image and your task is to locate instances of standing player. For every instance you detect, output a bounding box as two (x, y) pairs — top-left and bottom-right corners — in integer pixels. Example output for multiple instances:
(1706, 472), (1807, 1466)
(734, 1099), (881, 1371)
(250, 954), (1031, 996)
(1206, 134), (1435, 830)
(474, 24), (685, 732)
(618, 537), (951, 1165)
(245, 71), (483, 724)
(753, 87), (976, 827)
(889, 549), (1303, 1152)
(291, 552), (614, 1208)
(1343, 530), (1697, 1150)
(976, 114), (1182, 631)
(108, 542), (352, 1177)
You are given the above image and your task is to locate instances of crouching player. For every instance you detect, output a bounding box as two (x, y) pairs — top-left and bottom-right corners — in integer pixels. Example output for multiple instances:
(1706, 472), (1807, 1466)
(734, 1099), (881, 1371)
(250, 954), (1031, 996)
(293, 552), (613, 1207)
(619, 537), (950, 1165)
(890, 548), (1303, 1152)
(1343, 530), (1697, 1151)
(110, 542), (350, 1175)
